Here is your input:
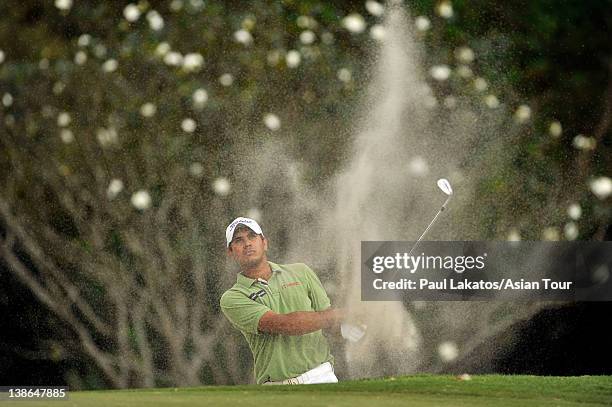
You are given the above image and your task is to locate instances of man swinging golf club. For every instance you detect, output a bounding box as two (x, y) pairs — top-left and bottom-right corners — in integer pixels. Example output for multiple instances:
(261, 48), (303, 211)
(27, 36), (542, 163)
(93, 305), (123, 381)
(220, 217), (366, 385)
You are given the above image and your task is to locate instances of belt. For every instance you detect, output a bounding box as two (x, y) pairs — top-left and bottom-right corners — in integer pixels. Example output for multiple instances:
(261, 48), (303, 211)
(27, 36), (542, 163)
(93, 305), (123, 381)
(262, 362), (334, 385)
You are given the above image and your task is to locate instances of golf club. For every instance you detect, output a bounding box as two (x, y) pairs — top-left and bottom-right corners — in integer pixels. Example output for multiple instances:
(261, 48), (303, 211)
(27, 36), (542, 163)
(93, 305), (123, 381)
(407, 178), (454, 256)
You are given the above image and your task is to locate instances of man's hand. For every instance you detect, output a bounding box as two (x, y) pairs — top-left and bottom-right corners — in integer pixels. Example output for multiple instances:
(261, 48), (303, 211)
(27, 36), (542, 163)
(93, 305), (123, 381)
(258, 308), (346, 336)
(340, 322), (368, 343)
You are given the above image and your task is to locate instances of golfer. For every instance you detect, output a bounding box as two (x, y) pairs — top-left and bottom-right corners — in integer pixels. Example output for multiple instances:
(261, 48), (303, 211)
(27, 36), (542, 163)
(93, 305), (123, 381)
(220, 217), (345, 385)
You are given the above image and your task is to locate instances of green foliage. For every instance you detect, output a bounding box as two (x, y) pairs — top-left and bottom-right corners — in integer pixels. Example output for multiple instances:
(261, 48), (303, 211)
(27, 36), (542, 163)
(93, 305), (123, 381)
(61, 375), (612, 406)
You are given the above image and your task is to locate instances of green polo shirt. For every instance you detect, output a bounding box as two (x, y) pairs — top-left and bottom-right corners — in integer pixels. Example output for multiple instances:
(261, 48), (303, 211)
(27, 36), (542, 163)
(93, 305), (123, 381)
(220, 261), (334, 384)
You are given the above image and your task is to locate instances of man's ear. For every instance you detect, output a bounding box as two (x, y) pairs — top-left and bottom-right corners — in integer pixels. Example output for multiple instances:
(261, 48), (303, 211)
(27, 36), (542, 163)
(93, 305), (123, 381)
(227, 245), (233, 257)
(262, 236), (268, 251)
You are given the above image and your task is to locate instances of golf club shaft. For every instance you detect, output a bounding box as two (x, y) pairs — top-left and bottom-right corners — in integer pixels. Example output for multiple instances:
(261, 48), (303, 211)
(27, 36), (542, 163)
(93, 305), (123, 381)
(407, 196), (451, 256)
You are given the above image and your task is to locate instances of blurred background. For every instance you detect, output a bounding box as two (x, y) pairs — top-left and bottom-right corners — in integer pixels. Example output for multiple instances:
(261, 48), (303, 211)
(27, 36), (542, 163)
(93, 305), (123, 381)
(0, 0), (610, 389)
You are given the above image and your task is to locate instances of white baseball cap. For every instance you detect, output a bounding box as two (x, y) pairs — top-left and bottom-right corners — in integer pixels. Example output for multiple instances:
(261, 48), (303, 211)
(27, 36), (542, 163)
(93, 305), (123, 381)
(225, 217), (264, 247)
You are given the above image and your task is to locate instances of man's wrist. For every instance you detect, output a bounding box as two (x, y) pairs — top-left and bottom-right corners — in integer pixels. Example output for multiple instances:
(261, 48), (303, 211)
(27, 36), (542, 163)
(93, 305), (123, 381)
(324, 308), (346, 327)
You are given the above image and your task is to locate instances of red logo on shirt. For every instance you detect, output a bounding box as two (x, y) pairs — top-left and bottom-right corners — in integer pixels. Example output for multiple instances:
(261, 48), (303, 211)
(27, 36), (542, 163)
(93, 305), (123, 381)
(282, 282), (302, 289)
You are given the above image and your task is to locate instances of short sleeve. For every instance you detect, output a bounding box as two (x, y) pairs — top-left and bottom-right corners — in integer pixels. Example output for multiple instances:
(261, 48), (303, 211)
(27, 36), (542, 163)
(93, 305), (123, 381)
(304, 265), (331, 311)
(220, 290), (271, 335)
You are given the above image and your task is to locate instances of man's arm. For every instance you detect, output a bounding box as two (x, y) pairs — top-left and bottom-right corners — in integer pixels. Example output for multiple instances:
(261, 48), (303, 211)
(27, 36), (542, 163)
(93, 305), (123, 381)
(258, 308), (345, 336)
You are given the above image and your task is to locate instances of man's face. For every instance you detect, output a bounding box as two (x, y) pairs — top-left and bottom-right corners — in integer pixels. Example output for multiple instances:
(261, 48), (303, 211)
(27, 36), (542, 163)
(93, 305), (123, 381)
(227, 226), (268, 270)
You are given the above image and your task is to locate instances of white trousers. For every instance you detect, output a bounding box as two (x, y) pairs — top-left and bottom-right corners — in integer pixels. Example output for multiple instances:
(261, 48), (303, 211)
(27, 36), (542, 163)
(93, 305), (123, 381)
(262, 362), (338, 385)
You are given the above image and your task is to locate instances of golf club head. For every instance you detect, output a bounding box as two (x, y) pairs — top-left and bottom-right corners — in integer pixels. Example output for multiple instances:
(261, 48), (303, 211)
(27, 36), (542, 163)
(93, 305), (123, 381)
(437, 178), (453, 196)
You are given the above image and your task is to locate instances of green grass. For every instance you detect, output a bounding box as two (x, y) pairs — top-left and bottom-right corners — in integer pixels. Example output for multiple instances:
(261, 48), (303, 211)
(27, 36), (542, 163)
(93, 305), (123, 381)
(5, 375), (612, 406)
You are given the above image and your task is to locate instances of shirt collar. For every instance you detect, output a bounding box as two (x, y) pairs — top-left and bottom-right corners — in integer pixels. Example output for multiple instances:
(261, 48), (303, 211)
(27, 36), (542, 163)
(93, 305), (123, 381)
(236, 261), (282, 287)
